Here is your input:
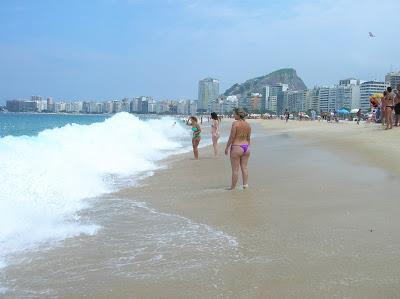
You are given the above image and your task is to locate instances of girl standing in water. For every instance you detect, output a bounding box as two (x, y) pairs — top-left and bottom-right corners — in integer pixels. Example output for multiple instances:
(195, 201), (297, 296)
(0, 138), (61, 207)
(225, 108), (251, 190)
(210, 112), (220, 156)
(187, 116), (201, 160)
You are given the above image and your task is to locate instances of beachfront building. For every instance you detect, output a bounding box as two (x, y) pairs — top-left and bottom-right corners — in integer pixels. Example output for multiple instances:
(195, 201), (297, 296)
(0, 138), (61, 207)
(223, 96), (239, 114)
(261, 86), (270, 113)
(198, 77), (219, 113)
(338, 78), (361, 110)
(318, 87), (331, 112)
(267, 84), (288, 115)
(360, 81), (389, 112)
(46, 97), (54, 112)
(103, 101), (113, 114)
(189, 100), (198, 115)
(250, 93), (262, 112)
(147, 98), (156, 113)
(155, 100), (170, 114)
(305, 88), (319, 112)
(209, 98), (223, 114)
(385, 72), (400, 89)
(6, 100), (23, 112)
(285, 90), (306, 113)
(177, 100), (191, 115)
(121, 98), (130, 112)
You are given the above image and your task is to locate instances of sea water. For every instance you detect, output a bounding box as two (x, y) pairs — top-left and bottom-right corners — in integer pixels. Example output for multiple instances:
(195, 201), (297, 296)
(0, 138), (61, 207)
(0, 113), (191, 268)
(0, 113), (236, 296)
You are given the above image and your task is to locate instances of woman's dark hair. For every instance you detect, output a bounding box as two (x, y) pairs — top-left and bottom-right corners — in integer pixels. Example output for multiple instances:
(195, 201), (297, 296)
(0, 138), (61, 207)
(210, 112), (218, 120)
(189, 116), (198, 122)
(233, 108), (247, 119)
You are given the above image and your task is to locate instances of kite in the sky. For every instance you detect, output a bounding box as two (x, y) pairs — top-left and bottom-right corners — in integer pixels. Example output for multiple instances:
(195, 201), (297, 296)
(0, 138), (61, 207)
(369, 32), (376, 38)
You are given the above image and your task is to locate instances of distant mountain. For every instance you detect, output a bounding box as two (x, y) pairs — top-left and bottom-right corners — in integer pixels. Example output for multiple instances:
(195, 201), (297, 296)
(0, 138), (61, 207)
(223, 68), (307, 97)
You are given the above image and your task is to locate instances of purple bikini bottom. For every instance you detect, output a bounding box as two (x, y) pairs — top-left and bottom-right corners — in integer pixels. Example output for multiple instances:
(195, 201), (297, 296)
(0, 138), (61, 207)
(231, 144), (249, 153)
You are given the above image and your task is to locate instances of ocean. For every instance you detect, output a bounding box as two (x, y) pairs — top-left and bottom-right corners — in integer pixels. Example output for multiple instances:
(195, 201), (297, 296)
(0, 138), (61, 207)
(0, 113), (236, 297)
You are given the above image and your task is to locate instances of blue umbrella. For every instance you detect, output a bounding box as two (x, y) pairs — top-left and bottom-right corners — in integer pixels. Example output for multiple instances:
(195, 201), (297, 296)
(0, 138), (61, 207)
(337, 108), (349, 115)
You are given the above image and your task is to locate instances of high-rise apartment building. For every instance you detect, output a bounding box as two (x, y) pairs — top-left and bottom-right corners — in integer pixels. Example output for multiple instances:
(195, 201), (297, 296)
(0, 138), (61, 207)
(267, 84), (288, 115)
(360, 81), (389, 112)
(305, 88), (319, 112)
(261, 86), (270, 112)
(385, 72), (400, 89)
(285, 90), (306, 113)
(198, 78), (219, 113)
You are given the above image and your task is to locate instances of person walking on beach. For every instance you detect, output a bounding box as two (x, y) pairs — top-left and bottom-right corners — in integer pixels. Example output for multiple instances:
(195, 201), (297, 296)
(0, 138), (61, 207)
(356, 109), (362, 125)
(225, 108), (251, 190)
(211, 112), (220, 156)
(284, 109), (290, 123)
(187, 116), (201, 160)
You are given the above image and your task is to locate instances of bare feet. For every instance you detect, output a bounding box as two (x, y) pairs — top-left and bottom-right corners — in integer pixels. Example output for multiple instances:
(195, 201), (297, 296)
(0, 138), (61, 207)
(243, 184), (249, 189)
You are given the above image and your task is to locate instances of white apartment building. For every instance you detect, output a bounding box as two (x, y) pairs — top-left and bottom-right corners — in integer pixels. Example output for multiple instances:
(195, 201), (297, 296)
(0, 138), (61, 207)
(360, 81), (389, 112)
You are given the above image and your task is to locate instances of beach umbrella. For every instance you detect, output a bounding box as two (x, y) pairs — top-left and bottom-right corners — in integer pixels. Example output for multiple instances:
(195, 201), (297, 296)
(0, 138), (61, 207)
(337, 108), (349, 115)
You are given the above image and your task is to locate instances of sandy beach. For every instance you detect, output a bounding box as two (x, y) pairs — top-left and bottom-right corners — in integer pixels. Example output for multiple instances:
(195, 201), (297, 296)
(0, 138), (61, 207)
(3, 119), (400, 298)
(113, 119), (400, 298)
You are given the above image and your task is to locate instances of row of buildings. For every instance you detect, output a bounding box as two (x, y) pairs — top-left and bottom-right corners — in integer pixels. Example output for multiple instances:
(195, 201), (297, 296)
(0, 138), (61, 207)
(5, 96), (199, 115)
(206, 72), (400, 115)
(4, 72), (400, 115)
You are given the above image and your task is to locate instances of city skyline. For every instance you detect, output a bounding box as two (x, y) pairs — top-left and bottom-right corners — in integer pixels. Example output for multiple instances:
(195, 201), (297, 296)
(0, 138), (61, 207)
(1, 0), (399, 104)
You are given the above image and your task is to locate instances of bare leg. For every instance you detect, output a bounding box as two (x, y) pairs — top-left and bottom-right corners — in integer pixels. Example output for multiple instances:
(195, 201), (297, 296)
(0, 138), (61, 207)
(386, 109), (392, 129)
(212, 136), (219, 156)
(192, 138), (200, 159)
(240, 151), (250, 188)
(229, 147), (241, 190)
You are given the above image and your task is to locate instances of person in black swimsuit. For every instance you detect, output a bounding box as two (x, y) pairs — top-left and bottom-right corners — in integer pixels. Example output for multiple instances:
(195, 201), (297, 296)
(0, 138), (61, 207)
(394, 84), (400, 126)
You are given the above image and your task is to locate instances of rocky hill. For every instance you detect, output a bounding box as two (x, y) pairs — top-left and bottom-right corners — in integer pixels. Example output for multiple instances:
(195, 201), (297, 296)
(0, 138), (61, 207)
(223, 68), (307, 97)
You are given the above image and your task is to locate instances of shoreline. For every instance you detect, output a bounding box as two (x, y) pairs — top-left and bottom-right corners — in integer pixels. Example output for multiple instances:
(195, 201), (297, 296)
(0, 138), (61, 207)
(3, 118), (400, 298)
(112, 120), (400, 298)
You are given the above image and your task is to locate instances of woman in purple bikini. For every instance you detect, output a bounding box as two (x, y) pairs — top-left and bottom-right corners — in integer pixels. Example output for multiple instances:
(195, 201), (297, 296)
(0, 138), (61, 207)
(225, 108), (251, 190)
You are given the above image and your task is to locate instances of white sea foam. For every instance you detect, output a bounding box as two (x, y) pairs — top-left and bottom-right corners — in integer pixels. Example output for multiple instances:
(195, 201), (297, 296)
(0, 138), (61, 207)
(0, 113), (190, 268)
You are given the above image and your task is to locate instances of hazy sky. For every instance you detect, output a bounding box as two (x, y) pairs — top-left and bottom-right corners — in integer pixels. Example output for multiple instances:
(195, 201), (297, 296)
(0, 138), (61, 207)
(0, 0), (399, 103)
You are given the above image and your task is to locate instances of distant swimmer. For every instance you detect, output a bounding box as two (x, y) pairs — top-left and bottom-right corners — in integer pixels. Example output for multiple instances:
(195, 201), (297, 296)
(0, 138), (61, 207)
(187, 116), (201, 160)
(225, 108), (251, 190)
(210, 112), (220, 156)
(369, 32), (376, 38)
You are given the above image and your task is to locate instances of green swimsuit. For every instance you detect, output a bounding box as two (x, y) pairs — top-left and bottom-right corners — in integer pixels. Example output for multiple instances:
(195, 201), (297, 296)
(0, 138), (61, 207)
(192, 127), (201, 139)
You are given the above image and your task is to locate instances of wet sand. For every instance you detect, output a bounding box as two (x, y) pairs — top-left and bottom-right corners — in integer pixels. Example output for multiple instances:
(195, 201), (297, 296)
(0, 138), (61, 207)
(3, 120), (400, 298)
(114, 120), (400, 298)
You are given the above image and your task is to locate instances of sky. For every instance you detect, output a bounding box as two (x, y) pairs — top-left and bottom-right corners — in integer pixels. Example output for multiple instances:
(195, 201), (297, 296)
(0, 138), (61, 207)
(0, 0), (399, 103)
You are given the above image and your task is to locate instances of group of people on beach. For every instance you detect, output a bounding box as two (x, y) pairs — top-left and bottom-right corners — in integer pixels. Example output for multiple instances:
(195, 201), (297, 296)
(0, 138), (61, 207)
(378, 84), (400, 130)
(186, 108), (251, 190)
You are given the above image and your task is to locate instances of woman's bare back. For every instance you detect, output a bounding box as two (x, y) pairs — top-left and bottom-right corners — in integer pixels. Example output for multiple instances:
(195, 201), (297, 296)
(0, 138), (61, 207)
(232, 120), (251, 144)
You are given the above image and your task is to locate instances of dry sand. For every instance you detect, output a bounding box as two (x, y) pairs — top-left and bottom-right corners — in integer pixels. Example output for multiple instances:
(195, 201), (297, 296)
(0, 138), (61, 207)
(261, 119), (400, 175)
(113, 119), (400, 298)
